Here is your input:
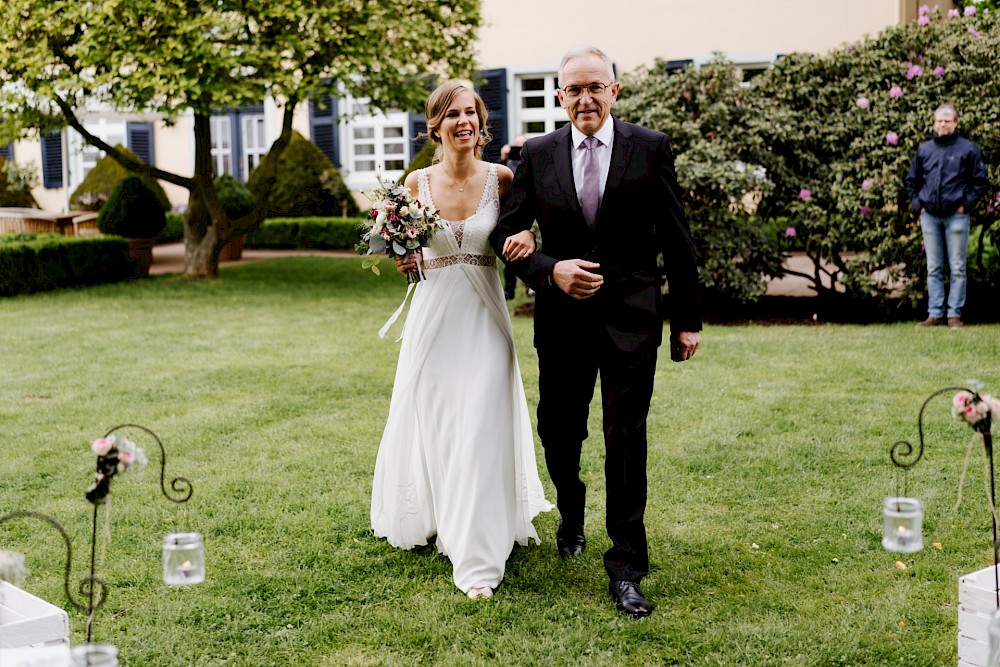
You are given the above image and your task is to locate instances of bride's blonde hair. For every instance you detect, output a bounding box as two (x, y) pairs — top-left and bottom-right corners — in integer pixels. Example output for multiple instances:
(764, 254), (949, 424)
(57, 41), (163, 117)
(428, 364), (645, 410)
(423, 80), (492, 163)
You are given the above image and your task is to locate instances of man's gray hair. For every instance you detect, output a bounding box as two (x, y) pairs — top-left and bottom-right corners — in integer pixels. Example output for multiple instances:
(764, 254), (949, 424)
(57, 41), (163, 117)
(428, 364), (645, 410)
(558, 46), (616, 87)
(935, 103), (958, 120)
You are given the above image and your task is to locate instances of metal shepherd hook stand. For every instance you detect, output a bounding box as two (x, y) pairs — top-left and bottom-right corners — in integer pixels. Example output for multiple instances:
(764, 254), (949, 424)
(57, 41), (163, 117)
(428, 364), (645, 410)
(888, 386), (997, 606)
(0, 423), (193, 644)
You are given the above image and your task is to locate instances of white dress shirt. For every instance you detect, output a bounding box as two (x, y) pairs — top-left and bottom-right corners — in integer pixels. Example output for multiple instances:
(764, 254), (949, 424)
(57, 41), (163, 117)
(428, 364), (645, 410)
(570, 118), (615, 209)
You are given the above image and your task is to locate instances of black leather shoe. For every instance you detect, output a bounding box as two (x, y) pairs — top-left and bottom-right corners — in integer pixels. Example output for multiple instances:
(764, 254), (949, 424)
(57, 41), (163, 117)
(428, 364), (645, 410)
(556, 520), (585, 559)
(609, 580), (653, 618)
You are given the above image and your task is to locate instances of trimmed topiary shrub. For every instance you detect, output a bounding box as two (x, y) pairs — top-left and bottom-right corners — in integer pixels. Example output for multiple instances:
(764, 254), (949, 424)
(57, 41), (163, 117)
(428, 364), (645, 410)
(0, 233), (133, 296)
(244, 217), (366, 249)
(400, 139), (435, 184)
(98, 176), (168, 239)
(215, 173), (256, 219)
(156, 211), (185, 244)
(247, 131), (359, 218)
(0, 156), (40, 208)
(70, 146), (171, 213)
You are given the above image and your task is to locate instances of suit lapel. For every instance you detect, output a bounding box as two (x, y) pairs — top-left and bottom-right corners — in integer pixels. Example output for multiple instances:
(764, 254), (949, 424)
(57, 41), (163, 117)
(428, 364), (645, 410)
(552, 126), (579, 214)
(603, 118), (635, 195)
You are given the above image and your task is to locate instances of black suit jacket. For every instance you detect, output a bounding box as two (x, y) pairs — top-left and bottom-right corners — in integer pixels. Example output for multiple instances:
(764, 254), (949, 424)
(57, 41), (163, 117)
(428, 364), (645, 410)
(491, 118), (701, 354)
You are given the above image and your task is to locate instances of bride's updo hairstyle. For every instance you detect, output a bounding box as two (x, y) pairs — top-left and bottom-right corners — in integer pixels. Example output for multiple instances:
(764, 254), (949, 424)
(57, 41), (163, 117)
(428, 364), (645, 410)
(424, 80), (492, 163)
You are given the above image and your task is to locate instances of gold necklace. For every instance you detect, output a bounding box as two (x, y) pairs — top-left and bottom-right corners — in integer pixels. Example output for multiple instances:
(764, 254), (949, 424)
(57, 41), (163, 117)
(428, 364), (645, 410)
(444, 167), (473, 192)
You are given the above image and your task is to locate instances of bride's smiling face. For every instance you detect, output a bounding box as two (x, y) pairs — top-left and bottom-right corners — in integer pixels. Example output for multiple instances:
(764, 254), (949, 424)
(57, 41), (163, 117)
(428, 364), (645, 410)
(437, 90), (480, 154)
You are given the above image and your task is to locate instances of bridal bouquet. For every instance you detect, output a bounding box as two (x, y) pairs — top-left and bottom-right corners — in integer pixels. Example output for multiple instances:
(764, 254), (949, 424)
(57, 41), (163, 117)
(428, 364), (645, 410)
(358, 171), (443, 283)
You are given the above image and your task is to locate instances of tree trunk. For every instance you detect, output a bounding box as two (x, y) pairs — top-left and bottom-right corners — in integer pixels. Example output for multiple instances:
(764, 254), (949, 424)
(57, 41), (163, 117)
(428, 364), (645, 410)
(182, 185), (225, 277)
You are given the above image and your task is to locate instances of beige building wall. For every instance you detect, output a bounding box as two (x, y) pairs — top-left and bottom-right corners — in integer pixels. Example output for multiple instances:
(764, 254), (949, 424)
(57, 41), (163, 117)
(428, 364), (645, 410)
(478, 0), (947, 71)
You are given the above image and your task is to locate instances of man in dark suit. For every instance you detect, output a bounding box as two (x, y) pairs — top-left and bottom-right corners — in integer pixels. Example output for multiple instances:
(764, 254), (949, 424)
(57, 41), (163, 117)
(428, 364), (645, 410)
(491, 45), (701, 618)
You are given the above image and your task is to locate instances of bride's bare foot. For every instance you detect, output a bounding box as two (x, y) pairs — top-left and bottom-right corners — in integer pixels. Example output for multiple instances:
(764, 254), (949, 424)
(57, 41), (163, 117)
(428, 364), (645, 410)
(467, 586), (494, 600)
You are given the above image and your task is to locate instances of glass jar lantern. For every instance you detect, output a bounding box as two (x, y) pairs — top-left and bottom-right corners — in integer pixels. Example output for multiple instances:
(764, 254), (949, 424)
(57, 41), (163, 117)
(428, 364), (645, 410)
(70, 643), (119, 667)
(882, 497), (923, 553)
(163, 532), (205, 585)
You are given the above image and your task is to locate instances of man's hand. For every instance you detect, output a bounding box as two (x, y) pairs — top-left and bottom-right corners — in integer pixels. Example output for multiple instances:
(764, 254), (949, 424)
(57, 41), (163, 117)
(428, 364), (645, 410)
(551, 259), (603, 300)
(502, 230), (536, 262)
(670, 331), (701, 362)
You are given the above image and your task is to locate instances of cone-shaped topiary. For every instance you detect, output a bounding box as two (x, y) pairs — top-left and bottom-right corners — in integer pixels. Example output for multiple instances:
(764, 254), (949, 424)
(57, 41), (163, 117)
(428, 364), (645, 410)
(215, 173), (256, 219)
(0, 156), (39, 207)
(400, 139), (435, 184)
(70, 145), (171, 212)
(98, 175), (168, 239)
(247, 131), (358, 218)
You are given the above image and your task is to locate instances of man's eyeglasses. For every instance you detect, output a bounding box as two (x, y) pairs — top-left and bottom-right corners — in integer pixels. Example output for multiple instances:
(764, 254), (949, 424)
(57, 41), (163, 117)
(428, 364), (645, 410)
(560, 83), (611, 98)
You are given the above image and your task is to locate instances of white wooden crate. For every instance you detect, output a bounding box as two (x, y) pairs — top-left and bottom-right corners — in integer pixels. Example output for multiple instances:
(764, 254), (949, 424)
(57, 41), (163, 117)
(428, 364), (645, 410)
(959, 565), (1000, 667)
(0, 581), (70, 649)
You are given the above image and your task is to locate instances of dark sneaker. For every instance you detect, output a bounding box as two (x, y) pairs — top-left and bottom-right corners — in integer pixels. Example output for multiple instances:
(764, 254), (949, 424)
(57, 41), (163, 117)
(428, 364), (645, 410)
(916, 316), (945, 328)
(948, 317), (964, 330)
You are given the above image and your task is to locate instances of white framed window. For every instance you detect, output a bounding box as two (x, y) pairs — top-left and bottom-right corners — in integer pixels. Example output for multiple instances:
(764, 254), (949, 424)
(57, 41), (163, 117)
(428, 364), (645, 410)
(67, 119), (127, 191)
(210, 116), (233, 177)
(341, 96), (409, 190)
(514, 73), (569, 137)
(241, 114), (267, 176)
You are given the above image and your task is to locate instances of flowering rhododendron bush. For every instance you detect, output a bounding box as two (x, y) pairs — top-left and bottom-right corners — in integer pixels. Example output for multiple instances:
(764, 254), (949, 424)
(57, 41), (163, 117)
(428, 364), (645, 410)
(618, 6), (1000, 307)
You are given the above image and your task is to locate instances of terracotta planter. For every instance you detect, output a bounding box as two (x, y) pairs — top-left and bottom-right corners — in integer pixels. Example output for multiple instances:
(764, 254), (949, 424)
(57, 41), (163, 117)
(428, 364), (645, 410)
(220, 235), (244, 261)
(127, 237), (155, 276)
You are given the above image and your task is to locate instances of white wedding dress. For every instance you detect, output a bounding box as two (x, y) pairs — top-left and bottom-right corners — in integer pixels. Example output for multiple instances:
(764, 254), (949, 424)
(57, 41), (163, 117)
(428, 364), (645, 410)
(370, 164), (552, 594)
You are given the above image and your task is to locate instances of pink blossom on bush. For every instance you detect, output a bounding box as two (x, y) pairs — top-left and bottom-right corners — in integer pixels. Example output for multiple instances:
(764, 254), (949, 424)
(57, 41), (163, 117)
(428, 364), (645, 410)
(889, 86), (903, 98)
(859, 206), (872, 216)
(798, 188), (812, 201)
(906, 64), (922, 80)
(965, 5), (976, 16)
(885, 131), (899, 145)
(862, 179), (873, 190)
(918, 4), (930, 15)
(989, 204), (997, 213)
(918, 15), (930, 25)
(933, 66), (945, 77)
(856, 97), (870, 109)
(948, 8), (960, 18)
(969, 27), (982, 39)
(785, 227), (797, 237)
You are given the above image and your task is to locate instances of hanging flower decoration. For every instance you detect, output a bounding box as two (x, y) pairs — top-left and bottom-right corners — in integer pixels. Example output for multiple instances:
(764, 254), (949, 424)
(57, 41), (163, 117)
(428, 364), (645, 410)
(86, 435), (148, 504)
(953, 391), (999, 435)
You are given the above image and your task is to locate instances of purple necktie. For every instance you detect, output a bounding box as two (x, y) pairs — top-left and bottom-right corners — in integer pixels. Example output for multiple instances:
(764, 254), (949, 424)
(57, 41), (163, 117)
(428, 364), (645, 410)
(581, 136), (600, 228)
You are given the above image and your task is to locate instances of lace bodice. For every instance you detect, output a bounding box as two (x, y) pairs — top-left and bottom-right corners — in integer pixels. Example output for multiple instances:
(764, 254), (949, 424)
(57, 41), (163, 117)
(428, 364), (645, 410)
(417, 164), (499, 270)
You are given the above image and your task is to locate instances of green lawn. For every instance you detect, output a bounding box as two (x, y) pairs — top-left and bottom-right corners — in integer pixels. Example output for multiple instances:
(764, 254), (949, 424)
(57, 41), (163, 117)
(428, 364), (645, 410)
(1, 257), (999, 666)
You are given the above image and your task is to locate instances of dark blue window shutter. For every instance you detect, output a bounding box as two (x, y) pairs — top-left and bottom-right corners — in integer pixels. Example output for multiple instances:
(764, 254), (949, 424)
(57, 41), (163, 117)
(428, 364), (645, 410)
(409, 114), (428, 163)
(40, 130), (63, 188)
(662, 59), (694, 75)
(126, 122), (155, 165)
(309, 94), (340, 168)
(475, 68), (507, 163)
(0, 143), (12, 161)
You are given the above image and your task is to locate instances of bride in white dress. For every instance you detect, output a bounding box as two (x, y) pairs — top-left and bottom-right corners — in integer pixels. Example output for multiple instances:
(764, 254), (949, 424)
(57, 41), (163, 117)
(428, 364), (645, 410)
(370, 81), (552, 599)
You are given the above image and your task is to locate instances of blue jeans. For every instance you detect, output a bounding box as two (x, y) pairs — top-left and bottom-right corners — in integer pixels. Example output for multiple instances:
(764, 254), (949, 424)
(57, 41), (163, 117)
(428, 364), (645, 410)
(920, 211), (970, 319)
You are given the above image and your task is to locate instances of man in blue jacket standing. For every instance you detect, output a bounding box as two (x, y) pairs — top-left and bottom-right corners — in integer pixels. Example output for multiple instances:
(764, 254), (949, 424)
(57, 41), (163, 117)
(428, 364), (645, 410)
(905, 103), (990, 329)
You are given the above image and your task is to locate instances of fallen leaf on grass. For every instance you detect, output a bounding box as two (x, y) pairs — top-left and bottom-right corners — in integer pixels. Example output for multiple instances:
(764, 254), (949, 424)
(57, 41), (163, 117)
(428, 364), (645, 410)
(895, 561), (907, 570)
(933, 542), (942, 550)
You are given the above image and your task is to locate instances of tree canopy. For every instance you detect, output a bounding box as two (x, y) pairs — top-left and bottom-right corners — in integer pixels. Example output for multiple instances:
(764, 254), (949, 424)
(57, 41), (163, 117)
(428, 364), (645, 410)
(0, 0), (480, 276)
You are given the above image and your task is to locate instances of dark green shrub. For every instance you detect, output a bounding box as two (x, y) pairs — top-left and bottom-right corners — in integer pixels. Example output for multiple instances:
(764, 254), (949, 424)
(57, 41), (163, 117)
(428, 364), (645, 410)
(156, 211), (185, 244)
(0, 156), (39, 207)
(0, 233), (133, 296)
(215, 174), (256, 219)
(98, 176), (168, 239)
(400, 140), (435, 183)
(247, 131), (359, 218)
(70, 146), (171, 212)
(244, 217), (366, 249)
